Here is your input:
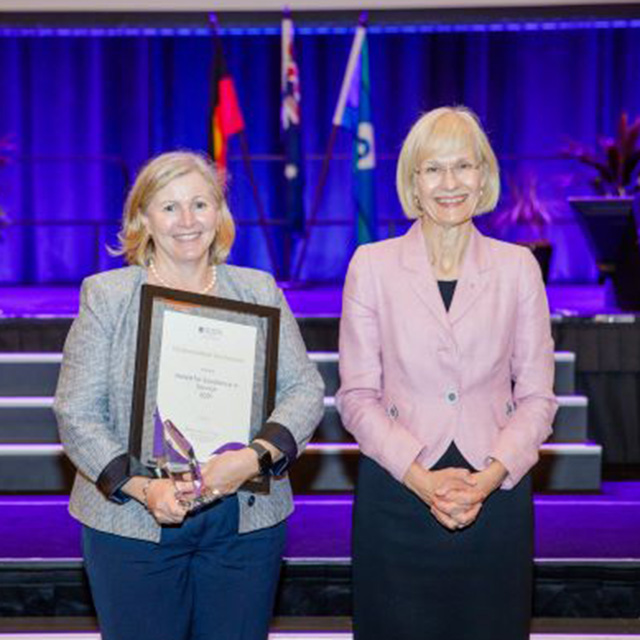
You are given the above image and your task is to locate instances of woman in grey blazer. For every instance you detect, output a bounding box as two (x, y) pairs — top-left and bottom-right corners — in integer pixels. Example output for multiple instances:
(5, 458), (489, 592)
(54, 151), (324, 640)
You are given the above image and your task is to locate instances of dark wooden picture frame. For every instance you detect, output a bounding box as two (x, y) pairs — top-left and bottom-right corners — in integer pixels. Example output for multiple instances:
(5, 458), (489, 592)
(128, 284), (280, 469)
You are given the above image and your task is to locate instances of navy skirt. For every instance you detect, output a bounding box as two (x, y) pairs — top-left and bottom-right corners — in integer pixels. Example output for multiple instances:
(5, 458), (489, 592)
(352, 443), (533, 640)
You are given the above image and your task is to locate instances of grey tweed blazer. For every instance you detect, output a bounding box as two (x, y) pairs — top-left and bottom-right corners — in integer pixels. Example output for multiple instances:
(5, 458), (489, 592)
(54, 265), (325, 542)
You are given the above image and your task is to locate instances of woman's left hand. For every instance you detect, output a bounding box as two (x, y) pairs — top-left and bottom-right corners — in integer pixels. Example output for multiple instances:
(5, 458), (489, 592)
(431, 460), (508, 529)
(200, 448), (261, 498)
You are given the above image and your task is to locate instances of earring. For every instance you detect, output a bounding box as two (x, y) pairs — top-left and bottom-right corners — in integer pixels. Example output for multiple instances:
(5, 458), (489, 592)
(413, 196), (423, 211)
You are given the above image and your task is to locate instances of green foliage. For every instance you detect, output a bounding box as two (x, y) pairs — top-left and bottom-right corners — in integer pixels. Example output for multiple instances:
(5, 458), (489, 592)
(563, 112), (640, 196)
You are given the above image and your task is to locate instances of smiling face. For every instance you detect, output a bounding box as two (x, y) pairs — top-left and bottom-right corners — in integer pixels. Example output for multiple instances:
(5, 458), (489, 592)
(142, 170), (220, 271)
(396, 107), (500, 223)
(414, 144), (486, 230)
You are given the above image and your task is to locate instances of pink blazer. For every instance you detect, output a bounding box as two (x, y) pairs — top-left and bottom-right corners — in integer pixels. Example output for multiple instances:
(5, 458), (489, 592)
(336, 221), (558, 489)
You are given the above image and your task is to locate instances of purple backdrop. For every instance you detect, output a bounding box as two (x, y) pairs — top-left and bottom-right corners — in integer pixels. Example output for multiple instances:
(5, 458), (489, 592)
(1, 19), (640, 283)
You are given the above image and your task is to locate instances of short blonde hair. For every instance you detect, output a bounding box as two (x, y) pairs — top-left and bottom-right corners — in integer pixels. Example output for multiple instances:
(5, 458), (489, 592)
(114, 151), (235, 266)
(396, 106), (500, 219)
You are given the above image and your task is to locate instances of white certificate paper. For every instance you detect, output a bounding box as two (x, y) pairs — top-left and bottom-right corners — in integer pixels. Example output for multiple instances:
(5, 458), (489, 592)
(155, 309), (257, 462)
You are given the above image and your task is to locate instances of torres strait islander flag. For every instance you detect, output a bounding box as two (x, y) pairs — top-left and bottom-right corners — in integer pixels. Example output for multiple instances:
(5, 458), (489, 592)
(332, 18), (377, 245)
(209, 35), (245, 170)
(281, 11), (305, 235)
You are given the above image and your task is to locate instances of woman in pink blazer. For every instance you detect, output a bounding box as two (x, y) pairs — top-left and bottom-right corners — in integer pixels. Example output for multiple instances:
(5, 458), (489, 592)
(336, 106), (558, 640)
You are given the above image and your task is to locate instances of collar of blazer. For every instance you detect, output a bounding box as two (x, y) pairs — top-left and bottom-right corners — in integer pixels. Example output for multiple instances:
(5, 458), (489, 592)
(400, 219), (493, 331)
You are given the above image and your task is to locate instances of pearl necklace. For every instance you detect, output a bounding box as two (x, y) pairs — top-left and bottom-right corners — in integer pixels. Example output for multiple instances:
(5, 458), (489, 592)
(148, 261), (217, 295)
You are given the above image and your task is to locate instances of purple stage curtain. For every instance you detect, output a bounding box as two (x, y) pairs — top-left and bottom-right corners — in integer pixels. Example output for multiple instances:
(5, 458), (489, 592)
(0, 26), (640, 284)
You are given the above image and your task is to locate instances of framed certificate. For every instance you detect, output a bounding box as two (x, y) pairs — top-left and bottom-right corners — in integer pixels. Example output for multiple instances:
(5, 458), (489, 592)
(129, 284), (280, 488)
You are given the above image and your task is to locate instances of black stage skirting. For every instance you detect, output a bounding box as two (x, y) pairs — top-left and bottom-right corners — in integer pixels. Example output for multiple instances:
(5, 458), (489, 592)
(1, 315), (639, 466)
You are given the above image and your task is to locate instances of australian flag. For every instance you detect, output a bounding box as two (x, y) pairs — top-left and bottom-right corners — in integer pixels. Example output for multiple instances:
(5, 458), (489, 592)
(281, 12), (305, 236)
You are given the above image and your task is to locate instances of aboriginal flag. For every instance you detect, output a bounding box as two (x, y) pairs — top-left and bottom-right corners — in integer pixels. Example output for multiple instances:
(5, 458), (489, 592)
(209, 36), (245, 170)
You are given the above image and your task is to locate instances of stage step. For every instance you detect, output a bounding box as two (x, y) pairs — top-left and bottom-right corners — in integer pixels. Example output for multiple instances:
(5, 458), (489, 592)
(0, 395), (588, 445)
(0, 350), (595, 492)
(292, 486), (640, 560)
(0, 441), (602, 494)
(291, 443), (602, 493)
(0, 446), (74, 493)
(0, 399), (57, 444)
(0, 351), (576, 398)
(0, 354), (62, 398)
(314, 396), (588, 445)
(552, 352), (576, 395)
(1, 485), (639, 562)
(311, 351), (576, 397)
(549, 396), (588, 442)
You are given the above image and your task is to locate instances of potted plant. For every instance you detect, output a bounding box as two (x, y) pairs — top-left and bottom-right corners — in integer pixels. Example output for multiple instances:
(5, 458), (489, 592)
(562, 113), (640, 198)
(487, 172), (554, 282)
(563, 112), (640, 196)
(563, 113), (640, 310)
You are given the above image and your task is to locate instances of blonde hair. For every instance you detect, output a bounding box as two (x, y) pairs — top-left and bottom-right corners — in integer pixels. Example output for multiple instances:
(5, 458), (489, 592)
(396, 106), (500, 219)
(114, 151), (235, 266)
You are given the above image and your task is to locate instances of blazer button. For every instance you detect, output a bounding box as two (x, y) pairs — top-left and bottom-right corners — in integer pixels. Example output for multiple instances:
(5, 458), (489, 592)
(446, 390), (458, 404)
(247, 495), (256, 507)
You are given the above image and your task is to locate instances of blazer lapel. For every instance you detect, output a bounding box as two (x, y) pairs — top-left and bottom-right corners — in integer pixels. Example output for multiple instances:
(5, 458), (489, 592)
(400, 220), (451, 334)
(448, 225), (492, 325)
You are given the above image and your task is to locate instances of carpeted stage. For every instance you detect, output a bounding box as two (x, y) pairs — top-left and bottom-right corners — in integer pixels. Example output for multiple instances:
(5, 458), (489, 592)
(1, 482), (640, 561)
(0, 282), (622, 318)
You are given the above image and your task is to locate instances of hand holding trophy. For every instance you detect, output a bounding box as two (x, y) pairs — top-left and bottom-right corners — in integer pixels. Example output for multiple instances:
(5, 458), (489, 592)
(154, 412), (223, 512)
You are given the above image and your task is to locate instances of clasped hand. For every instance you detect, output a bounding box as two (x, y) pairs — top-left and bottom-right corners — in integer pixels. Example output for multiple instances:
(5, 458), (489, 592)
(404, 463), (499, 531)
(429, 468), (487, 530)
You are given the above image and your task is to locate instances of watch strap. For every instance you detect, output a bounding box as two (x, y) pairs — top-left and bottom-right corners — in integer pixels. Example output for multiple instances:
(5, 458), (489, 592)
(248, 442), (273, 475)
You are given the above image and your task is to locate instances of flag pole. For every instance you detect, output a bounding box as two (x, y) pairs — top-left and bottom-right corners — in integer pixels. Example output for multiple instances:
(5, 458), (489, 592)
(238, 131), (280, 277)
(291, 125), (339, 282)
(291, 12), (368, 282)
(281, 6), (306, 281)
(208, 13), (279, 277)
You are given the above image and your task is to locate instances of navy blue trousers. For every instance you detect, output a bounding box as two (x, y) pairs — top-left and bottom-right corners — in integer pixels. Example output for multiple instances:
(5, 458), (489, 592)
(83, 497), (286, 640)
